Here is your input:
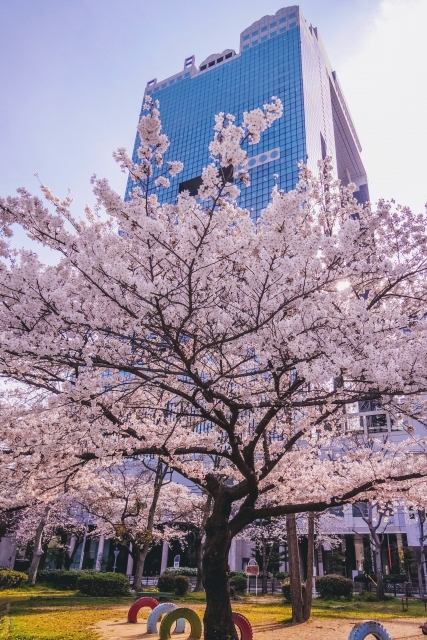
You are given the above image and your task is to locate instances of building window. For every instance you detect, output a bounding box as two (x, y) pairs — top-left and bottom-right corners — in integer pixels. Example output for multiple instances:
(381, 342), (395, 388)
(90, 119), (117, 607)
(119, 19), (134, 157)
(279, 16), (287, 23)
(352, 502), (369, 518)
(261, 36), (267, 42)
(270, 21), (277, 27)
(200, 65), (207, 70)
(225, 52), (232, 59)
(280, 27), (286, 33)
(252, 30), (258, 36)
(243, 34), (250, 40)
(184, 72), (190, 78)
(261, 26), (268, 32)
(208, 60), (215, 67)
(289, 22), (297, 29)
(243, 45), (249, 51)
(252, 39), (258, 46)
(270, 31), (277, 37)
(217, 56), (223, 63)
(289, 12), (296, 18)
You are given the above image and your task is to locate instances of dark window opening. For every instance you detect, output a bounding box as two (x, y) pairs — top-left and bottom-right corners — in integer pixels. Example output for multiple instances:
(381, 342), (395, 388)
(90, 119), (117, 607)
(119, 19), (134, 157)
(225, 52), (232, 59)
(200, 65), (207, 71)
(217, 56), (223, 63)
(208, 60), (215, 67)
(352, 502), (369, 518)
(219, 164), (233, 183)
(354, 183), (370, 205)
(179, 176), (203, 196)
(320, 132), (327, 159)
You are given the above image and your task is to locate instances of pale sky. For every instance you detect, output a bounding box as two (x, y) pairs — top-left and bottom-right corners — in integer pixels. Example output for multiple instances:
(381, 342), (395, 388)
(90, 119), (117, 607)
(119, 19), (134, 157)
(1, 0), (426, 260)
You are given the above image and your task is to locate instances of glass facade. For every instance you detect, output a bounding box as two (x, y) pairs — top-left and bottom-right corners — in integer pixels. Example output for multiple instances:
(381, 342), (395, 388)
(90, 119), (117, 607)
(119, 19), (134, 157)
(126, 5), (368, 219)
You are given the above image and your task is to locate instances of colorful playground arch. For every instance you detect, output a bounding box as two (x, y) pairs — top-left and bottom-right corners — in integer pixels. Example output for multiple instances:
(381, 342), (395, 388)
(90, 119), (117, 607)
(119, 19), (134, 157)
(127, 596), (159, 624)
(232, 612), (253, 640)
(348, 621), (392, 640)
(159, 607), (202, 640)
(147, 602), (186, 635)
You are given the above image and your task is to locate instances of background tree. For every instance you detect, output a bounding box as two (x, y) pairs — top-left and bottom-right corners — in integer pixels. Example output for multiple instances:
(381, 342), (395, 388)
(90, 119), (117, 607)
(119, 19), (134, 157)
(1, 97), (427, 637)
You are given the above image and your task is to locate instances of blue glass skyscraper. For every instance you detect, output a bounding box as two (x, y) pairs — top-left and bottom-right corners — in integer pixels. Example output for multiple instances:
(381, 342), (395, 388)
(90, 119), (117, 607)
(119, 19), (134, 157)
(126, 5), (368, 220)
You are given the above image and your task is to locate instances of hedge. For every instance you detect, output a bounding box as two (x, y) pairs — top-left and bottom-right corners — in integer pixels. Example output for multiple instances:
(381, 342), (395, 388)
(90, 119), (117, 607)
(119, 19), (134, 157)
(282, 579), (306, 602)
(229, 573), (247, 593)
(316, 574), (353, 599)
(158, 573), (189, 595)
(164, 567), (197, 577)
(0, 569), (27, 589)
(37, 569), (81, 590)
(77, 572), (130, 597)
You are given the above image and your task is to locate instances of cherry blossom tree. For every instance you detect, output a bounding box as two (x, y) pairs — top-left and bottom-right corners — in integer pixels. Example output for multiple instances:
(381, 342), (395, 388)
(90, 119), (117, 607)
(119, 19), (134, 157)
(1, 96), (427, 637)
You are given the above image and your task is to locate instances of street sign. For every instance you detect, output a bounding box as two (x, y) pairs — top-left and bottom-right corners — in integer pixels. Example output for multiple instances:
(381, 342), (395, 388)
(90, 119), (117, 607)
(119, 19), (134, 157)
(174, 554), (180, 569)
(245, 560), (259, 576)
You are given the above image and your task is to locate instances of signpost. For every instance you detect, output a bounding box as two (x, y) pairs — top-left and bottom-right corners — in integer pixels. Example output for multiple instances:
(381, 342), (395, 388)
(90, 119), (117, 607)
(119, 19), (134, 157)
(113, 549), (120, 573)
(245, 559), (259, 595)
(174, 554), (180, 569)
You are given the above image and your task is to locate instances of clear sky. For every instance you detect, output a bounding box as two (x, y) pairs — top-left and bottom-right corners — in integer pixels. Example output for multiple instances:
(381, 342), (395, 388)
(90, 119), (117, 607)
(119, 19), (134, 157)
(1, 0), (426, 259)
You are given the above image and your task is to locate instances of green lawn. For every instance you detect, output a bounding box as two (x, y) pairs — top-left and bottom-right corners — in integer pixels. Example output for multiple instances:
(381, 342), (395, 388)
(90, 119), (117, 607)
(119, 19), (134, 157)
(1, 586), (426, 639)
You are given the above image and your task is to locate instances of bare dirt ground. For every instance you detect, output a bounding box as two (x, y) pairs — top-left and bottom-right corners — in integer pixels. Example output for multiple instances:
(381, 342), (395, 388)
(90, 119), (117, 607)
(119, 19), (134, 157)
(94, 608), (425, 639)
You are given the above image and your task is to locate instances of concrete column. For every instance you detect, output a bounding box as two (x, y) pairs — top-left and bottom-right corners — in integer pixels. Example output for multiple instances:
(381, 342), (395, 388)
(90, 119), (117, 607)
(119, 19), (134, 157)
(228, 538), (237, 571)
(160, 541), (168, 574)
(354, 535), (364, 572)
(126, 543), (134, 575)
(317, 546), (324, 576)
(95, 535), (105, 571)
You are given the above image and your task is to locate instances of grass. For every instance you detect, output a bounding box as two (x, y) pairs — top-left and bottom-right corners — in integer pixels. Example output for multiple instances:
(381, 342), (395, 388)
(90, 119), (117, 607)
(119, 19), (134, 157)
(1, 586), (427, 639)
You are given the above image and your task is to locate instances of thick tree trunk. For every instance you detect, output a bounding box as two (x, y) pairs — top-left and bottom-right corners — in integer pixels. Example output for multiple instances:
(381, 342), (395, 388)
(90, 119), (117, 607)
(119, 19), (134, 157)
(28, 505), (50, 585)
(194, 495), (212, 592)
(202, 492), (238, 640)
(133, 546), (149, 591)
(303, 513), (314, 621)
(286, 514), (304, 623)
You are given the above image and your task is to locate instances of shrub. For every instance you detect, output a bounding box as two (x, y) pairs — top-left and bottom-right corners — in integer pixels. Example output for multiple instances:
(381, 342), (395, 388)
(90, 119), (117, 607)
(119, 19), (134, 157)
(164, 567), (197, 577)
(77, 572), (130, 597)
(275, 572), (289, 581)
(281, 579), (306, 603)
(229, 573), (247, 594)
(174, 575), (189, 595)
(157, 573), (177, 592)
(0, 569), (27, 589)
(37, 569), (81, 590)
(316, 574), (353, 599)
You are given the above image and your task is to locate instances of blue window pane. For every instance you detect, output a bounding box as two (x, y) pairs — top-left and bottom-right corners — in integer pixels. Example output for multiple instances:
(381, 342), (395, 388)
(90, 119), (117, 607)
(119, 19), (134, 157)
(270, 31), (277, 37)
(289, 22), (296, 29)
(279, 17), (287, 23)
(280, 27), (286, 33)
(270, 21), (277, 27)
(243, 44), (249, 50)
(243, 34), (250, 40)
(261, 35), (267, 42)
(252, 30), (258, 36)
(252, 39), (258, 46)
(261, 26), (268, 32)
(289, 12), (296, 18)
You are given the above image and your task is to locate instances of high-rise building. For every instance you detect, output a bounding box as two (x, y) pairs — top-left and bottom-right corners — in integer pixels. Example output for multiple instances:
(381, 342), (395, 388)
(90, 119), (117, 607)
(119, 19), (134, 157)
(125, 5), (369, 219)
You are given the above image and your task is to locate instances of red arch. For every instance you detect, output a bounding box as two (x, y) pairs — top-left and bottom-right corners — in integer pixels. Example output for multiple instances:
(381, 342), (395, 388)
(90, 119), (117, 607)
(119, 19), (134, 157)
(232, 612), (253, 640)
(127, 596), (160, 623)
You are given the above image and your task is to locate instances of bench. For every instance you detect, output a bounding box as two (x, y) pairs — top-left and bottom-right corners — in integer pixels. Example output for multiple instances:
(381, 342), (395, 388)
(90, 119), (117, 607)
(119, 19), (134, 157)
(401, 596), (427, 611)
(136, 591), (174, 602)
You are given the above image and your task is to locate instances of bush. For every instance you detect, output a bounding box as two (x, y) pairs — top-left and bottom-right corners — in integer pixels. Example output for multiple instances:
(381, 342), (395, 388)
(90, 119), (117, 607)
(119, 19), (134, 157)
(316, 574), (353, 599)
(282, 579), (306, 603)
(229, 573), (247, 594)
(37, 569), (81, 590)
(275, 572), (289, 581)
(77, 572), (130, 597)
(174, 575), (189, 595)
(0, 569), (27, 589)
(164, 567), (197, 577)
(157, 573), (177, 592)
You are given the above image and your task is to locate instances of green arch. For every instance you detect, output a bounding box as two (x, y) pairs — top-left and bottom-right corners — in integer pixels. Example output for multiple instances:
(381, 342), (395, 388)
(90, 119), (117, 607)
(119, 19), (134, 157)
(159, 607), (202, 640)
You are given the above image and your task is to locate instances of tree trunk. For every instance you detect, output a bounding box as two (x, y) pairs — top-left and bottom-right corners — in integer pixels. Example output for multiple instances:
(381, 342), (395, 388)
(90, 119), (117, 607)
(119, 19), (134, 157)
(286, 513), (304, 623)
(28, 505), (51, 585)
(202, 492), (238, 640)
(194, 494), (212, 592)
(303, 513), (314, 621)
(133, 546), (149, 592)
(373, 542), (385, 599)
(261, 538), (268, 594)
